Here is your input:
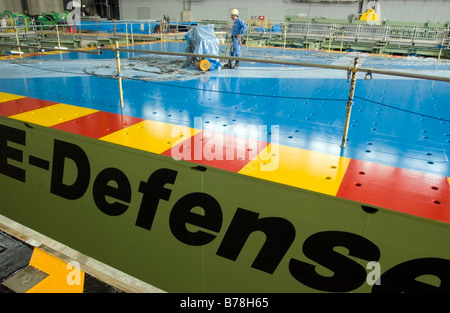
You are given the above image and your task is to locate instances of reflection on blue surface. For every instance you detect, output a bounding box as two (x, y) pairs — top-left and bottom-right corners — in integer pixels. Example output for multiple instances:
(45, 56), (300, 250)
(77, 20), (198, 35)
(0, 42), (449, 176)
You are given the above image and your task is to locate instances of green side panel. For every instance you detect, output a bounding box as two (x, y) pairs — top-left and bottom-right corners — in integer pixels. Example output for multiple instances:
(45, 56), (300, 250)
(1, 117), (449, 293)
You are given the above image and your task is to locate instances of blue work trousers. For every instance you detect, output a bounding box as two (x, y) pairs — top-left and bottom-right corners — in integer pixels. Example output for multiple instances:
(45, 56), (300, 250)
(231, 36), (242, 57)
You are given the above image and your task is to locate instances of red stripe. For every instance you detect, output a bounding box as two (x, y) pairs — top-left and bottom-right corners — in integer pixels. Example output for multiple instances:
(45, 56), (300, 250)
(337, 159), (450, 223)
(51, 111), (145, 138)
(0, 97), (57, 116)
(161, 131), (268, 172)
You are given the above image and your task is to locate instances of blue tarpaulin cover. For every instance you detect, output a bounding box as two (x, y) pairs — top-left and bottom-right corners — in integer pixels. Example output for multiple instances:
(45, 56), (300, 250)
(184, 25), (221, 70)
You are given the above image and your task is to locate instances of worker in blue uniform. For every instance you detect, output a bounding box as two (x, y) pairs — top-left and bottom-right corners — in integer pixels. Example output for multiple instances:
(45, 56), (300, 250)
(226, 9), (247, 68)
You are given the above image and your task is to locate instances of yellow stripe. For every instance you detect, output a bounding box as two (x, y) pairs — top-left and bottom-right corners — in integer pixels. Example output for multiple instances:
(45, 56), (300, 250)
(100, 119), (201, 155)
(0, 92), (25, 103)
(0, 50), (68, 61)
(10, 103), (98, 127)
(239, 144), (351, 196)
(26, 248), (84, 293)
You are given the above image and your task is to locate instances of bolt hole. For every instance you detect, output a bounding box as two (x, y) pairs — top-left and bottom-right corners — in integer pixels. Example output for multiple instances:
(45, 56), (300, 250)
(433, 200), (441, 205)
(355, 183), (362, 187)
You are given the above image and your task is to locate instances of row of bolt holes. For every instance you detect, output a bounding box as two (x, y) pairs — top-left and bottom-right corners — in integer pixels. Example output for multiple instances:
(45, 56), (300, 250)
(140, 123), (441, 205)
(166, 107), (442, 204)
(430, 185), (442, 205)
(325, 166), (442, 205)
(163, 136), (444, 205)
(155, 112), (450, 145)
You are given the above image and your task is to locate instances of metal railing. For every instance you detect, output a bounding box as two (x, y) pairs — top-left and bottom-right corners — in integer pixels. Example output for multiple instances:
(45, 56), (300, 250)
(1, 41), (449, 149)
(3, 19), (449, 60)
(284, 21), (450, 42)
(245, 19), (450, 58)
(0, 21), (200, 57)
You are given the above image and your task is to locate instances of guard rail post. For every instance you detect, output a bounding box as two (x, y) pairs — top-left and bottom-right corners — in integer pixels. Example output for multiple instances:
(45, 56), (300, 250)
(115, 41), (124, 109)
(14, 26), (22, 58)
(341, 57), (359, 148)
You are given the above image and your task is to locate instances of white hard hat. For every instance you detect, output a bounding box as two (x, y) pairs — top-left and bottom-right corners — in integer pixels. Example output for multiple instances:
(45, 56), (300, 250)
(230, 9), (239, 16)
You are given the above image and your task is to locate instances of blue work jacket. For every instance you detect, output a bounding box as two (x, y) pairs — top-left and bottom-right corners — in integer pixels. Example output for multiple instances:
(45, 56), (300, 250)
(232, 18), (248, 37)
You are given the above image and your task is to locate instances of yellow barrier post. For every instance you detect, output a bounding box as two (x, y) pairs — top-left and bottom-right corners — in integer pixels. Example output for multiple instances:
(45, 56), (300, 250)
(328, 28), (333, 52)
(130, 22), (134, 46)
(56, 25), (62, 59)
(437, 36), (445, 61)
(115, 41), (124, 109)
(341, 57), (359, 148)
(14, 26), (22, 58)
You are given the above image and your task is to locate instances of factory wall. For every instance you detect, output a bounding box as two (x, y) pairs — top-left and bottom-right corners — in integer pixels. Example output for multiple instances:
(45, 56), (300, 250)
(27, 0), (64, 16)
(118, 0), (359, 23)
(0, 0), (23, 13)
(118, 0), (450, 24)
(377, 0), (450, 23)
(0, 0), (63, 16)
(0, 0), (449, 24)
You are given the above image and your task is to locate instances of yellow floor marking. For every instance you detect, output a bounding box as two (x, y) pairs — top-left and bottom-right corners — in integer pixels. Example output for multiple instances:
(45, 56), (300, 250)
(0, 92), (25, 103)
(10, 103), (98, 127)
(100, 119), (201, 154)
(239, 144), (351, 196)
(26, 247), (84, 293)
